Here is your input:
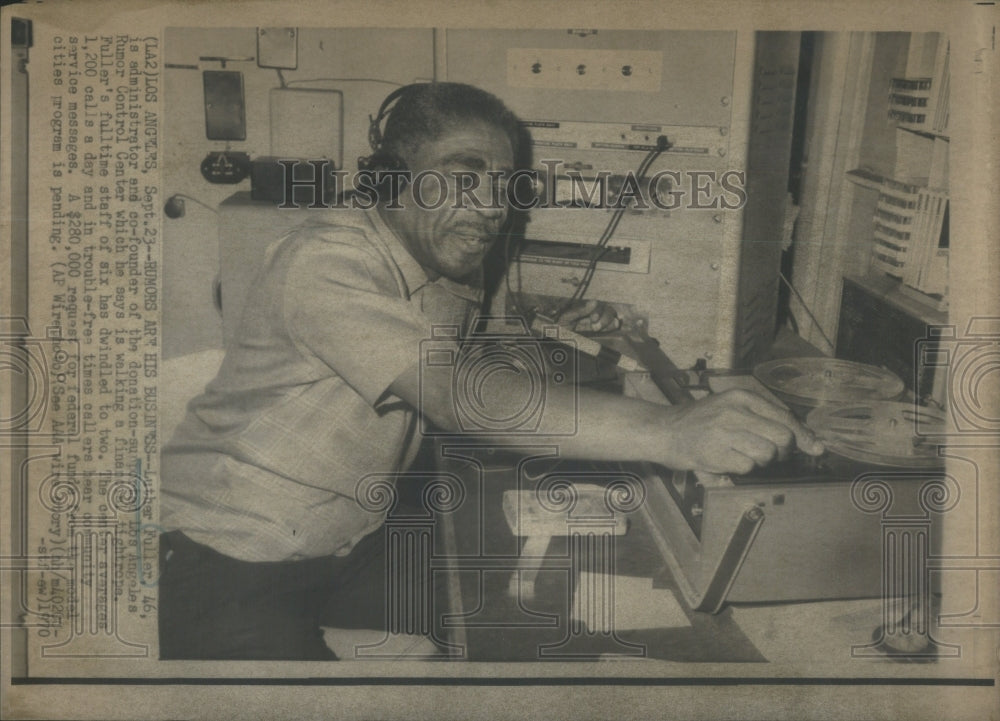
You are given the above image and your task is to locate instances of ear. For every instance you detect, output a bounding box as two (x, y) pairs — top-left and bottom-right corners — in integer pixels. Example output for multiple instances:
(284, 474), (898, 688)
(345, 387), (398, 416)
(357, 151), (411, 204)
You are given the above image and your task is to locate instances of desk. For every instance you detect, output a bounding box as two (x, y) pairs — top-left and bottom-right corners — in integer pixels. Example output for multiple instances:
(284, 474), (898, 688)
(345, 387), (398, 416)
(358, 337), (946, 665)
(433, 448), (766, 662)
(425, 448), (910, 665)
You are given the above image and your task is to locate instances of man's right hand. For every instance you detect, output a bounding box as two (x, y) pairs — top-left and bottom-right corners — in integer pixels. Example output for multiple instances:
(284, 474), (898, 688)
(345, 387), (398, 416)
(394, 357), (823, 476)
(658, 389), (825, 475)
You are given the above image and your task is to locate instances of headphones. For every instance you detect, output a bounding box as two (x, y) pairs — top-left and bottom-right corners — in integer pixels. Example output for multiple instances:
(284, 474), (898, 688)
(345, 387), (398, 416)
(357, 83), (429, 174)
(357, 82), (529, 211)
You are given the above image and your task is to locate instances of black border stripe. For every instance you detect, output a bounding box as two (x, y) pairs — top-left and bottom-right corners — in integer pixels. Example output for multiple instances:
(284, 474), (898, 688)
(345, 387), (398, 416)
(11, 677), (996, 687)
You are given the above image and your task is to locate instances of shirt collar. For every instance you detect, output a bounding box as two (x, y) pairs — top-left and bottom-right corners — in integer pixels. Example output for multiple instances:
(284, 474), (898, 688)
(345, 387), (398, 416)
(366, 206), (484, 303)
(438, 272), (484, 303)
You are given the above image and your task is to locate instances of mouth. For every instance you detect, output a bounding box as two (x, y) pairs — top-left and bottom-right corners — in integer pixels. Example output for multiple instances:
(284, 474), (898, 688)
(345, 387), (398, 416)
(452, 231), (492, 254)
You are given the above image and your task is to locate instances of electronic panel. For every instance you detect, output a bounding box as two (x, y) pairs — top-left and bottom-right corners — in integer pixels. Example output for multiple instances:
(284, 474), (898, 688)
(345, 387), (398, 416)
(446, 30), (799, 369)
(837, 275), (947, 403)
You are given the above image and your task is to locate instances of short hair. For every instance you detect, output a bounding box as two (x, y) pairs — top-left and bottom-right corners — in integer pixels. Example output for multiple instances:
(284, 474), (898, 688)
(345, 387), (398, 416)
(369, 82), (527, 171)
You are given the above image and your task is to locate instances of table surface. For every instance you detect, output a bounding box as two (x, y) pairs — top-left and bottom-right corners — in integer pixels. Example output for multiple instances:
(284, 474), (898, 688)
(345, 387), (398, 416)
(429, 447), (895, 665)
(413, 337), (939, 667)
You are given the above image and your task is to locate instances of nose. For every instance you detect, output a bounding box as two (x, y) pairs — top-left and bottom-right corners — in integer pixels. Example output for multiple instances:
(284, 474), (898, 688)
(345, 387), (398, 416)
(480, 178), (509, 222)
(476, 201), (506, 224)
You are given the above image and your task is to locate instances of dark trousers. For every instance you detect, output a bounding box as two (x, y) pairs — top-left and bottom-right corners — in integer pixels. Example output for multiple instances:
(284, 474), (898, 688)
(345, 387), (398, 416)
(158, 530), (388, 660)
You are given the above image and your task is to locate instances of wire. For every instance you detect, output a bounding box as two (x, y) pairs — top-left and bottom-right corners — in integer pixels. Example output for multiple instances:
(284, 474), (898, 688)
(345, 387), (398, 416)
(550, 136), (670, 321)
(779, 271), (836, 351)
(276, 68), (287, 88)
(503, 225), (527, 321)
(168, 193), (219, 215)
(284, 77), (405, 88)
(560, 143), (663, 313)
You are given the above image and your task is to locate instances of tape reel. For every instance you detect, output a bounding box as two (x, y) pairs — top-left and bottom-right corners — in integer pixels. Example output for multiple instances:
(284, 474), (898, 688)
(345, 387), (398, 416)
(806, 401), (946, 468)
(753, 358), (905, 408)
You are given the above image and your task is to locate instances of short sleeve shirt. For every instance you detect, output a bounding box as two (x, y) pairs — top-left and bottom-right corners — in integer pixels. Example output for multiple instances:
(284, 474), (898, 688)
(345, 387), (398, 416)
(159, 206), (481, 562)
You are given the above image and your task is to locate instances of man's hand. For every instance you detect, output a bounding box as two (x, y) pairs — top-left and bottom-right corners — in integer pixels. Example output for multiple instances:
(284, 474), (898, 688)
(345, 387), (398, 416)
(658, 389), (825, 475)
(557, 299), (620, 333)
(394, 357), (823, 477)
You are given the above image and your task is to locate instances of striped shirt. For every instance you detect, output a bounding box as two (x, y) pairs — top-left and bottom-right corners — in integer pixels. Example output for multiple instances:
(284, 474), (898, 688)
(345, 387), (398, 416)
(160, 206), (481, 561)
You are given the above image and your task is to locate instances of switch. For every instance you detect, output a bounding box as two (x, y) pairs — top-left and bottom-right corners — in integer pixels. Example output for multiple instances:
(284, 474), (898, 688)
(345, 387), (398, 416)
(508, 48), (662, 91)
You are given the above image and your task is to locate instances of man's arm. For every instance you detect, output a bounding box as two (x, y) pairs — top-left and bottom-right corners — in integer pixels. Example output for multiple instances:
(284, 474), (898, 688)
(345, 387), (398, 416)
(391, 360), (824, 475)
(278, 230), (822, 474)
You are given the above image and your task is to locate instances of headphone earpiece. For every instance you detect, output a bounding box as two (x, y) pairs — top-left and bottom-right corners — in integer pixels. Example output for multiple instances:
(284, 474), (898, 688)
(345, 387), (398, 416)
(359, 151), (407, 174)
(367, 113), (385, 157)
(357, 150), (410, 202)
(365, 85), (419, 155)
(358, 83), (429, 198)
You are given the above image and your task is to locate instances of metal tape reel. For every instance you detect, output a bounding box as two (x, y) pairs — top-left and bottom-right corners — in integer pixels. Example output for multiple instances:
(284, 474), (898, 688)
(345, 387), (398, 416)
(806, 401), (946, 468)
(753, 358), (905, 408)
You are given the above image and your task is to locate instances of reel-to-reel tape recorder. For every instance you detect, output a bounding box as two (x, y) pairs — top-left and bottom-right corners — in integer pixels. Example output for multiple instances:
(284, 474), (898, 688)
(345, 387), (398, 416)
(627, 351), (948, 612)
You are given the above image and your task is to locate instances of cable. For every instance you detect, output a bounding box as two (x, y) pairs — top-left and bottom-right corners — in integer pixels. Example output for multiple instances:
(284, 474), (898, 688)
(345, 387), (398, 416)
(503, 225), (527, 321)
(276, 68), (287, 88)
(779, 271), (836, 351)
(551, 135), (671, 321)
(559, 140), (664, 313)
(164, 193), (218, 217)
(284, 77), (405, 88)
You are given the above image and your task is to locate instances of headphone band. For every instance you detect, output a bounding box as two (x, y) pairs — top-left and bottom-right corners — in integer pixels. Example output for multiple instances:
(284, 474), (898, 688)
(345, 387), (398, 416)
(367, 83), (428, 154)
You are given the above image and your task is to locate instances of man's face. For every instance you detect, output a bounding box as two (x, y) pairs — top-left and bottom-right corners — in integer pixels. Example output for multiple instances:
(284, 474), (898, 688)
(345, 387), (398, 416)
(384, 121), (515, 282)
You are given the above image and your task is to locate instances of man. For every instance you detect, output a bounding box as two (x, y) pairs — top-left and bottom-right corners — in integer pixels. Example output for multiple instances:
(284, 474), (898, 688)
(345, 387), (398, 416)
(159, 82), (823, 660)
